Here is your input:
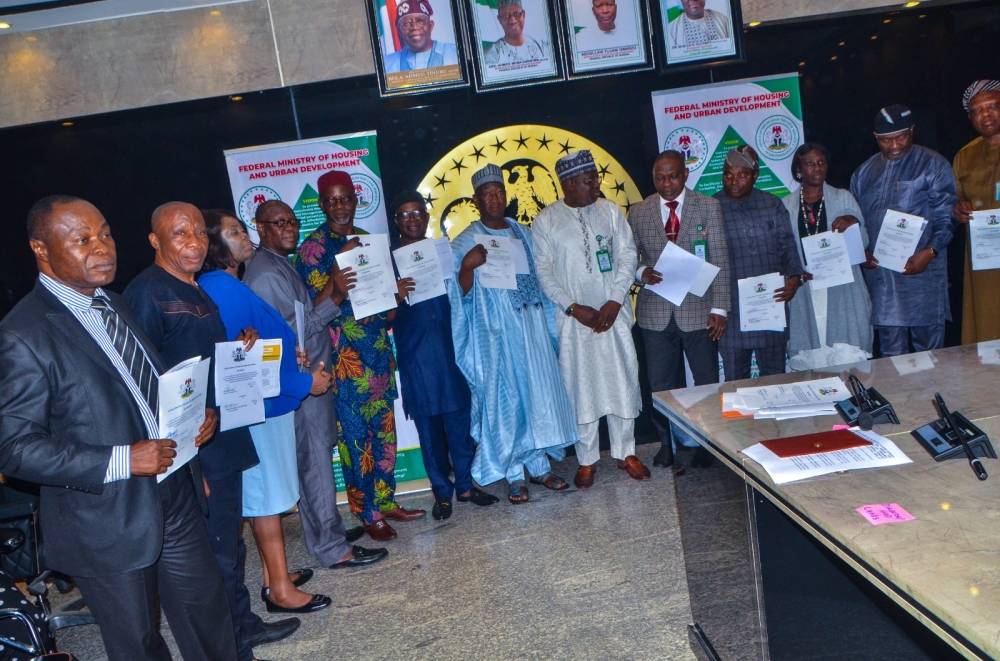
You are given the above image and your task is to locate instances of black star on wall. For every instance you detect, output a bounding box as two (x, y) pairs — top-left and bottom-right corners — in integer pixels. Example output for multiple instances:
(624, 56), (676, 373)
(450, 158), (467, 174)
(514, 133), (529, 150)
(469, 145), (486, 162)
(624, 201), (634, 214)
(612, 180), (626, 195)
(491, 137), (508, 154)
(434, 174), (451, 190)
(598, 163), (612, 177)
(423, 193), (438, 207)
(536, 134), (552, 150)
(558, 139), (575, 155)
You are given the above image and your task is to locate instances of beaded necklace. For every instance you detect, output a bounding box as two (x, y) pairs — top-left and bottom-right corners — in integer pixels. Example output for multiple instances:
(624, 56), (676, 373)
(799, 189), (825, 237)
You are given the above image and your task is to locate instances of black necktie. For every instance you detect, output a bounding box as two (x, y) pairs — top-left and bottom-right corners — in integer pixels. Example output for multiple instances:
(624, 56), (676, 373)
(91, 297), (158, 414)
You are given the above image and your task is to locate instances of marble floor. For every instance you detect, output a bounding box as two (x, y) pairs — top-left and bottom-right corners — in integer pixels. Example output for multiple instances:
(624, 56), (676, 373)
(54, 443), (698, 661)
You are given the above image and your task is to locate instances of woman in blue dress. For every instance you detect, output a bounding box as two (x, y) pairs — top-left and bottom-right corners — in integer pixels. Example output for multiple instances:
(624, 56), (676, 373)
(199, 209), (333, 615)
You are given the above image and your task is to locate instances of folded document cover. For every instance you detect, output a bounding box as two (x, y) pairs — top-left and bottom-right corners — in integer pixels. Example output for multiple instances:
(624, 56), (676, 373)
(760, 429), (872, 458)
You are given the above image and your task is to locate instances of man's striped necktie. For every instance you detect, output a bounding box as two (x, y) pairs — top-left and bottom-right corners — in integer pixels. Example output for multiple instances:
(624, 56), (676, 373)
(91, 297), (158, 414)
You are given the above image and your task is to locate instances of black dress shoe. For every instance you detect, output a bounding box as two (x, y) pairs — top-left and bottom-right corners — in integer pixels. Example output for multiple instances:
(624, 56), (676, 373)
(329, 545), (389, 569)
(263, 590), (332, 614)
(244, 617), (300, 648)
(432, 498), (453, 520)
(345, 526), (365, 543)
(291, 567), (313, 588)
(652, 446), (675, 468)
(457, 487), (500, 506)
(691, 447), (715, 468)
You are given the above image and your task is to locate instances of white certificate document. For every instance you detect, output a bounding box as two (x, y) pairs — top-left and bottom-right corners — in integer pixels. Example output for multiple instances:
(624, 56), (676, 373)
(873, 210), (927, 273)
(293, 301), (306, 350)
(335, 234), (398, 319)
(434, 237), (455, 275)
(889, 351), (935, 376)
(736, 376), (850, 411)
(801, 231), (854, 290)
(260, 339), (281, 398)
(156, 356), (210, 482)
(474, 234), (517, 290)
(646, 241), (703, 305)
(969, 211), (1000, 271)
(737, 272), (786, 332)
(392, 238), (447, 305)
(510, 239), (531, 275)
(689, 260), (721, 298)
(214, 341), (266, 432)
(843, 223), (867, 265)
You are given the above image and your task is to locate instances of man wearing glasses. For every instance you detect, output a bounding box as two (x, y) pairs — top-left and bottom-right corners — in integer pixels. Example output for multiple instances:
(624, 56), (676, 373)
(485, 0), (551, 66)
(533, 151), (652, 490)
(243, 200), (389, 569)
(383, 0), (458, 73)
(295, 171), (426, 542)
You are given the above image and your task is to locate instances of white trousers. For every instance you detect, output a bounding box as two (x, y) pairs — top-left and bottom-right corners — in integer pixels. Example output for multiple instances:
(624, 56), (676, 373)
(575, 415), (636, 467)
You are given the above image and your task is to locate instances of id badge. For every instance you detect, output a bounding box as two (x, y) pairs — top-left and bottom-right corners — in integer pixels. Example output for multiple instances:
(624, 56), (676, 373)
(596, 249), (613, 273)
(692, 239), (707, 261)
(995, 182), (1000, 201)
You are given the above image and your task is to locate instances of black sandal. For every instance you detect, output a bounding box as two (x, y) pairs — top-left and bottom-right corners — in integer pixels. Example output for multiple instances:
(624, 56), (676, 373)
(508, 483), (530, 504)
(529, 472), (569, 491)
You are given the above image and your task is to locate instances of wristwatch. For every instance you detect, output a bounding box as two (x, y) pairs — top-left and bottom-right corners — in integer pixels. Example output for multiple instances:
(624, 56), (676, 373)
(928, 247), (938, 258)
(565, 303), (577, 317)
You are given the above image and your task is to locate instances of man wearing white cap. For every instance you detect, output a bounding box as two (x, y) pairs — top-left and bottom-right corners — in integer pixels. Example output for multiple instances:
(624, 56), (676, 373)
(850, 104), (957, 356)
(533, 151), (651, 490)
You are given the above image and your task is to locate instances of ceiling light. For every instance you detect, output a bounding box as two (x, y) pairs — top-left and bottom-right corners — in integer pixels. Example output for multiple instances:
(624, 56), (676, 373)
(748, 21), (761, 27)
(798, 61), (805, 67)
(904, 1), (920, 6)
(883, 18), (891, 23)
(919, 14), (927, 18)
(830, 55), (838, 61)
(210, 9), (221, 15)
(871, 35), (878, 40)
(61, 121), (73, 126)
(0, 23), (11, 29)
(838, 41), (845, 46)
(231, 95), (243, 101)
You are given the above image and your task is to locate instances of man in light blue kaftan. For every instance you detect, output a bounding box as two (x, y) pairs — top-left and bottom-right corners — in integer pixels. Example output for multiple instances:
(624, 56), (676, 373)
(447, 164), (579, 503)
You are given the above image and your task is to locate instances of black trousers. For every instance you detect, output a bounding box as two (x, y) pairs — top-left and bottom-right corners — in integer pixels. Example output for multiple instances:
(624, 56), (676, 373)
(642, 318), (720, 448)
(74, 471), (238, 661)
(204, 471), (265, 661)
(720, 344), (786, 382)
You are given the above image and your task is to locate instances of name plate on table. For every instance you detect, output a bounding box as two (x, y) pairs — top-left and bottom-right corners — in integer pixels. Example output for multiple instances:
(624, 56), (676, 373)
(760, 429), (872, 459)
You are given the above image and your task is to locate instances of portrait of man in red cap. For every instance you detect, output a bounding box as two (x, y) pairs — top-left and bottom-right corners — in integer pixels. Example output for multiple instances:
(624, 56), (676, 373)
(383, 0), (459, 75)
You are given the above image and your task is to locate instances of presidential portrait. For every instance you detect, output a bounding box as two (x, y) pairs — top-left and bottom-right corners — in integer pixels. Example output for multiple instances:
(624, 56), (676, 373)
(371, 0), (466, 92)
(661, 0), (737, 65)
(467, 0), (560, 87)
(565, 0), (649, 74)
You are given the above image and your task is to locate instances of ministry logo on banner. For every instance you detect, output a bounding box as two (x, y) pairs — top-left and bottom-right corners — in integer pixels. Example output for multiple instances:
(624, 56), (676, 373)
(755, 115), (799, 160)
(664, 127), (709, 171)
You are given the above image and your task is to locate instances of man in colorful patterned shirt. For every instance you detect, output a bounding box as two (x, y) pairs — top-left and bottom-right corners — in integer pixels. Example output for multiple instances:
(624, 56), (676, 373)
(295, 171), (425, 542)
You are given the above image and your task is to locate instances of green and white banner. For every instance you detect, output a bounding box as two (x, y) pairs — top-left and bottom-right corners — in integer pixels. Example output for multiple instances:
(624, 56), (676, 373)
(223, 131), (388, 243)
(652, 73), (804, 199)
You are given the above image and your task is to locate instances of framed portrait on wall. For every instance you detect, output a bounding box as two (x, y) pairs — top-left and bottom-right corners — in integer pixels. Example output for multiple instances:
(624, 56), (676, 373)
(560, 0), (654, 77)
(366, 0), (471, 96)
(464, 0), (565, 90)
(656, 0), (744, 70)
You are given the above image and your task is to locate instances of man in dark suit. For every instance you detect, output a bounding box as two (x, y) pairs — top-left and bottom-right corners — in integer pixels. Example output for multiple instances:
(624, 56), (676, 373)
(629, 150), (731, 471)
(0, 195), (236, 660)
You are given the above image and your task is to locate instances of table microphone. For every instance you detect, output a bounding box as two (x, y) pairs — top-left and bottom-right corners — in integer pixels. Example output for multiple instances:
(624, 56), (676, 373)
(935, 392), (988, 481)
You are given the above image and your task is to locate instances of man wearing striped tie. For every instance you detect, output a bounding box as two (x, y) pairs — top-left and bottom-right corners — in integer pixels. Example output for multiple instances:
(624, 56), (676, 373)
(0, 195), (236, 660)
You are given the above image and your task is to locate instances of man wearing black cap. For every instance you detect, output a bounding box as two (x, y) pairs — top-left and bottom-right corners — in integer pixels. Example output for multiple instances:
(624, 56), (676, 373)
(850, 104), (957, 356)
(390, 191), (499, 520)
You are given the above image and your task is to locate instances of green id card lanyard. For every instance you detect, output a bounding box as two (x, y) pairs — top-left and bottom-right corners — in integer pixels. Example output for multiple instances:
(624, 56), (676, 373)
(692, 225), (708, 260)
(596, 234), (613, 272)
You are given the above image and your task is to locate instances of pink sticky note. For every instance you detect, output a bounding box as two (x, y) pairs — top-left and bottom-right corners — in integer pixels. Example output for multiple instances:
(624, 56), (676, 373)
(856, 503), (915, 525)
(832, 425), (852, 431)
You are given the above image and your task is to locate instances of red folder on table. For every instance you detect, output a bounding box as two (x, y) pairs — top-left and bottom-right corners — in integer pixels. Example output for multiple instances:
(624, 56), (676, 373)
(760, 429), (872, 458)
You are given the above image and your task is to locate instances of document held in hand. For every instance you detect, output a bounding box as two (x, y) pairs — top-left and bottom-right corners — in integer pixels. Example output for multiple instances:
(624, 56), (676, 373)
(737, 272), (786, 332)
(474, 234), (518, 289)
(392, 238), (447, 305)
(872, 209), (927, 273)
(969, 210), (1000, 271)
(157, 356), (210, 482)
(335, 233), (398, 320)
(801, 231), (854, 290)
(214, 341), (266, 432)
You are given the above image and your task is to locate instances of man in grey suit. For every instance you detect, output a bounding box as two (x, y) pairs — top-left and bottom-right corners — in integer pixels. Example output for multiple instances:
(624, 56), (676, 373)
(629, 151), (731, 471)
(244, 200), (388, 569)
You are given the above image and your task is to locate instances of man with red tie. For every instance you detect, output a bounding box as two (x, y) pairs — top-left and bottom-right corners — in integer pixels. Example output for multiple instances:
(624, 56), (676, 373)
(627, 150), (732, 472)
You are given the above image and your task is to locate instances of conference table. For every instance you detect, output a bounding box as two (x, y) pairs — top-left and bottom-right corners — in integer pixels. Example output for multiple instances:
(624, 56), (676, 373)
(652, 343), (1000, 661)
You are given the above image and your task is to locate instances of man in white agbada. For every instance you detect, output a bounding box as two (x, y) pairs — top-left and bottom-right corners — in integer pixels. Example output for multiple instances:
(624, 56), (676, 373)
(668, 0), (731, 48)
(484, 0), (551, 66)
(532, 151), (652, 490)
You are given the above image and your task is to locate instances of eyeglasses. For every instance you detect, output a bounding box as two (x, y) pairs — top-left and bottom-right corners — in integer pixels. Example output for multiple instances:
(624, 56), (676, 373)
(399, 17), (430, 29)
(394, 210), (428, 221)
(257, 218), (301, 229)
(320, 194), (356, 206)
(498, 10), (525, 20)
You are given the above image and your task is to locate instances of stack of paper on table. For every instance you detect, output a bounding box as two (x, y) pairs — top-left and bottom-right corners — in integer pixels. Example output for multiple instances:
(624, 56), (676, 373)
(726, 376), (850, 420)
(740, 428), (912, 484)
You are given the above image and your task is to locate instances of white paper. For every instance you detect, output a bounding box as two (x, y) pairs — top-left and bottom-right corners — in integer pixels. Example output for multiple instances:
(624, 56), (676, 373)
(156, 357), (210, 482)
(801, 231), (854, 290)
(646, 242), (705, 305)
(740, 429), (912, 485)
(737, 272), (786, 332)
(214, 341), (266, 432)
(978, 340), (1000, 365)
(872, 210), (927, 273)
(474, 234), (518, 290)
(392, 238), (447, 305)
(510, 239), (531, 275)
(335, 234), (398, 320)
(722, 392), (753, 416)
(969, 211), (1000, 271)
(689, 260), (721, 298)
(293, 300), (306, 353)
(736, 377), (850, 411)
(889, 351), (935, 376)
(434, 237), (455, 275)
(260, 339), (282, 398)
(843, 223), (867, 265)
